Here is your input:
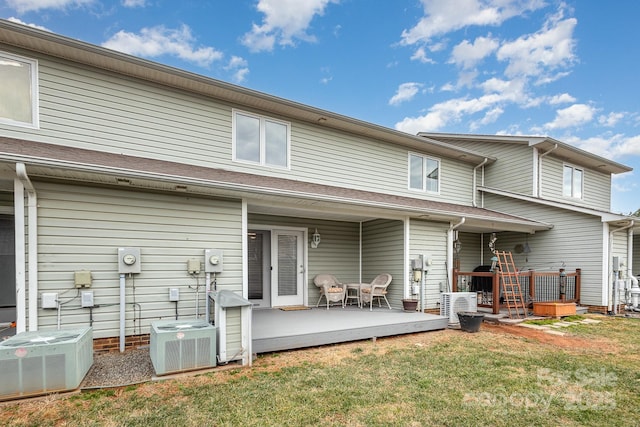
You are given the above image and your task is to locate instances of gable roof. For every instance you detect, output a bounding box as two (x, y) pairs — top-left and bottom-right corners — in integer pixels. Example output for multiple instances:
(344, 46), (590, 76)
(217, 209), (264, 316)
(0, 19), (494, 167)
(418, 132), (632, 175)
(0, 136), (550, 233)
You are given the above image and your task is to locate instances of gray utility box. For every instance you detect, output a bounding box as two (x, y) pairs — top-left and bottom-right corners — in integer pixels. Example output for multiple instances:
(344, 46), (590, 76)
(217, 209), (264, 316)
(150, 319), (217, 376)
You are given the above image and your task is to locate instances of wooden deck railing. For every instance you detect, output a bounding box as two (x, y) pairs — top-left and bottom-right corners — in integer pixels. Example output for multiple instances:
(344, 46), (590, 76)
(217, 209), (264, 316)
(452, 268), (581, 314)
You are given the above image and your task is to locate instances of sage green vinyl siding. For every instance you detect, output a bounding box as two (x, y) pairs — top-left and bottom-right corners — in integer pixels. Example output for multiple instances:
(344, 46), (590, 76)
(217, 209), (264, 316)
(457, 232), (483, 272)
(440, 139), (534, 195)
(484, 193), (605, 305)
(409, 219), (449, 309)
(33, 182), (242, 339)
(361, 219), (404, 309)
(541, 155), (612, 211)
(0, 47), (474, 204)
(248, 214), (360, 306)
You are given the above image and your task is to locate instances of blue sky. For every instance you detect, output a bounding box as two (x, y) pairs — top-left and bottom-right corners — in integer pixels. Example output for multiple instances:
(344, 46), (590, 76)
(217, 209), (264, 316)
(2, 0), (639, 214)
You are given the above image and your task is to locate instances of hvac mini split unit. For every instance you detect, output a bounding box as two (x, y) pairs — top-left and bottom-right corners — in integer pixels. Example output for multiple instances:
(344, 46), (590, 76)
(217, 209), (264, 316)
(0, 327), (93, 400)
(440, 292), (478, 323)
(150, 319), (217, 376)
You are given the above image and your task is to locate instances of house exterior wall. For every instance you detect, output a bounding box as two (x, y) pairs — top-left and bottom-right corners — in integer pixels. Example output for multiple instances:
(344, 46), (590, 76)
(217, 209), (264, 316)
(408, 219), (449, 309)
(32, 181), (243, 342)
(540, 155), (611, 211)
(0, 45), (475, 206)
(436, 139), (534, 195)
(483, 193), (606, 306)
(247, 214), (361, 306)
(361, 219), (405, 308)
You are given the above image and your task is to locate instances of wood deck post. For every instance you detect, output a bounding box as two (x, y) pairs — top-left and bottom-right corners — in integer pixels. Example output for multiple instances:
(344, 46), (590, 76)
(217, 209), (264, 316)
(492, 270), (500, 314)
(529, 270), (535, 303)
(452, 269), (458, 292)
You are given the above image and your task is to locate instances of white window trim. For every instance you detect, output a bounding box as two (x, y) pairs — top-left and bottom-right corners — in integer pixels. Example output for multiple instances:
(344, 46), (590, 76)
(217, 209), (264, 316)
(0, 51), (39, 129)
(408, 152), (441, 194)
(232, 109), (291, 170)
(562, 163), (584, 200)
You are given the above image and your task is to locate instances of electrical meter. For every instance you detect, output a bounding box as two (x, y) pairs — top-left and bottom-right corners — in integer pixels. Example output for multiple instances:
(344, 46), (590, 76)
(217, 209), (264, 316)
(204, 249), (223, 273)
(118, 247), (141, 274)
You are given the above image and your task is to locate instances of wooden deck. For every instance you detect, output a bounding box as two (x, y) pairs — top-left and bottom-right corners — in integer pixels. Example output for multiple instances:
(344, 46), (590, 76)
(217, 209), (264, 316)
(252, 306), (449, 354)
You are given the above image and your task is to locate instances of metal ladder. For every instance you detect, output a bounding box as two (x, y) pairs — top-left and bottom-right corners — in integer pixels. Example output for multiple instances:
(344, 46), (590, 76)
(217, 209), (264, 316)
(495, 251), (528, 319)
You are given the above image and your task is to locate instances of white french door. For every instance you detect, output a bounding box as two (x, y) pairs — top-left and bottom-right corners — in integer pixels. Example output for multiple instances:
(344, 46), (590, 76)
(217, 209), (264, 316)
(270, 230), (305, 307)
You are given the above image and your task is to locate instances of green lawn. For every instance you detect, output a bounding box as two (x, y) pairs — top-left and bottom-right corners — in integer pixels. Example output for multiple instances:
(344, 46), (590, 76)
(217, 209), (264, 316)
(2, 315), (639, 426)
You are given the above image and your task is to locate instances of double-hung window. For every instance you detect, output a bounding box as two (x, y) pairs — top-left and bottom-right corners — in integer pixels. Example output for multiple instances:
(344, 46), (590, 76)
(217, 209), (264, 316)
(233, 110), (290, 168)
(409, 153), (440, 193)
(563, 164), (583, 199)
(0, 51), (38, 128)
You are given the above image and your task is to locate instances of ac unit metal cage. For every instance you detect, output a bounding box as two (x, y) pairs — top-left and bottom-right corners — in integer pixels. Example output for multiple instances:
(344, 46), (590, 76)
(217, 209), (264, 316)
(440, 292), (478, 323)
(0, 327), (93, 400)
(150, 319), (217, 376)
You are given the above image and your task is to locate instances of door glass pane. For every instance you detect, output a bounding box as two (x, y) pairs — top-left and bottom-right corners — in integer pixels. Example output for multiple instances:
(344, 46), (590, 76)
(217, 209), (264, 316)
(277, 235), (297, 296)
(248, 232), (263, 299)
(235, 113), (260, 163)
(265, 120), (287, 167)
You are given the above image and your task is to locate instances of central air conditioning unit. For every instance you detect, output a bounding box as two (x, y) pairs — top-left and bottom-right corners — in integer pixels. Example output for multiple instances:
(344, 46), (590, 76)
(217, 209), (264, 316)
(440, 292), (477, 323)
(0, 327), (93, 400)
(150, 319), (217, 376)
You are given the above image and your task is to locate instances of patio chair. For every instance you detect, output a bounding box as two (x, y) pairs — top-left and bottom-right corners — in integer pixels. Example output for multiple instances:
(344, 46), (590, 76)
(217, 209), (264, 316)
(313, 274), (346, 309)
(360, 273), (392, 311)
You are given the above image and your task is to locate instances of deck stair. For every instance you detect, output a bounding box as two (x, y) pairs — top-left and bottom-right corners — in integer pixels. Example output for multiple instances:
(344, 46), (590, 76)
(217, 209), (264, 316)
(495, 251), (528, 319)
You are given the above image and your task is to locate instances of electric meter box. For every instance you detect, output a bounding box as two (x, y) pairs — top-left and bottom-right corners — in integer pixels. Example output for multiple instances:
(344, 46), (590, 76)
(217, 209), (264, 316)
(118, 247), (141, 274)
(204, 249), (223, 273)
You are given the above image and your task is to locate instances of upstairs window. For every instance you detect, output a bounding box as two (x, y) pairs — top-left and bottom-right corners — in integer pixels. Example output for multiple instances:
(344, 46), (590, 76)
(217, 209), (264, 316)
(409, 153), (440, 193)
(0, 51), (38, 128)
(233, 110), (290, 168)
(563, 164), (583, 199)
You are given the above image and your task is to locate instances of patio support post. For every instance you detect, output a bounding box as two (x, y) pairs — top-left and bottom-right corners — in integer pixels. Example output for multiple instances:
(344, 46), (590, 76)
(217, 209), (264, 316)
(575, 268), (581, 304)
(492, 270), (500, 314)
(529, 270), (535, 303)
(452, 269), (458, 292)
(559, 268), (566, 302)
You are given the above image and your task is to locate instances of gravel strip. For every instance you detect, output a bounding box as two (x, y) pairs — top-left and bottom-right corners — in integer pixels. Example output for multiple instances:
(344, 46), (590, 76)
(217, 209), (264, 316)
(81, 348), (155, 389)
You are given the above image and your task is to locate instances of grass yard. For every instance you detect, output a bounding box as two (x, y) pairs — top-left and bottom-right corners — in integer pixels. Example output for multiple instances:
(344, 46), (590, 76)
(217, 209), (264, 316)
(1, 314), (639, 426)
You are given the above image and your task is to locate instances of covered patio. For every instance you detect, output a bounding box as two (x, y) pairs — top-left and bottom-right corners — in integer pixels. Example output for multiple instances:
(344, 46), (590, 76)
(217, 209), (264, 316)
(252, 306), (449, 354)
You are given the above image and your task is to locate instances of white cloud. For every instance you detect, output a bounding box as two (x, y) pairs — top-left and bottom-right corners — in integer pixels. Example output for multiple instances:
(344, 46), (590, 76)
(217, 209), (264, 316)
(5, 0), (93, 13)
(549, 93), (576, 105)
(598, 112), (625, 127)
(122, 0), (146, 7)
(410, 46), (435, 64)
(565, 134), (640, 160)
(224, 56), (249, 83)
(449, 36), (499, 69)
(389, 82), (424, 106)
(497, 10), (577, 82)
(242, 0), (337, 52)
(102, 25), (223, 67)
(7, 17), (51, 31)
(400, 0), (545, 46)
(542, 103), (596, 130)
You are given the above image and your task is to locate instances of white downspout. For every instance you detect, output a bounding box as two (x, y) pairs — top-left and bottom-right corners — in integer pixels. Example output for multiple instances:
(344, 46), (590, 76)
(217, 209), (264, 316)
(537, 144), (558, 198)
(609, 220), (634, 313)
(447, 218), (466, 289)
(13, 178), (26, 333)
(16, 163), (38, 332)
(472, 158), (488, 207)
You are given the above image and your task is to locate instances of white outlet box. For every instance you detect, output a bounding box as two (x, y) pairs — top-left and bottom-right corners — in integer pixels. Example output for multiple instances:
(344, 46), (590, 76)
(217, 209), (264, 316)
(81, 291), (94, 308)
(41, 292), (58, 309)
(169, 288), (180, 302)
